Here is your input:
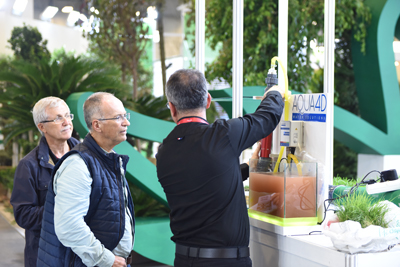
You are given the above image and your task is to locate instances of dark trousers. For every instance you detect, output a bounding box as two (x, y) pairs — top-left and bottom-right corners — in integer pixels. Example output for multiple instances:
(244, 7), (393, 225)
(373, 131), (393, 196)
(174, 253), (252, 267)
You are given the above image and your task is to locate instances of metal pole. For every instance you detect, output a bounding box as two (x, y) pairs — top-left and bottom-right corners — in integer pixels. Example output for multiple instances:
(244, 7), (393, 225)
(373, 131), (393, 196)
(277, 0), (288, 90)
(232, 0), (243, 119)
(272, 0), (289, 155)
(324, 0), (335, 184)
(195, 0), (205, 73)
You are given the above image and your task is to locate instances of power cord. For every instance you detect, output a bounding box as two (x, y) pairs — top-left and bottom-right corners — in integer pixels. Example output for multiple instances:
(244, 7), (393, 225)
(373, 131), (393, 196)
(317, 170), (381, 225)
(277, 158), (287, 172)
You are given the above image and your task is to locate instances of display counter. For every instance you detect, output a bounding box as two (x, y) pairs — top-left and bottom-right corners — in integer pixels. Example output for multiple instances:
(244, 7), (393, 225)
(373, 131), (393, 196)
(249, 217), (400, 267)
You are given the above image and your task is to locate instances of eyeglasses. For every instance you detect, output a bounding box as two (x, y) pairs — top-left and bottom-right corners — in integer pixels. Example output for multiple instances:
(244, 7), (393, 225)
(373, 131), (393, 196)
(41, 114), (74, 124)
(166, 102), (170, 109)
(97, 113), (130, 123)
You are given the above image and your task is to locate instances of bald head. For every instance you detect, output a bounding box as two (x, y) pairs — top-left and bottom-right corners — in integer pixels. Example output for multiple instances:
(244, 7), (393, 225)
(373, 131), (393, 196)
(83, 92), (117, 131)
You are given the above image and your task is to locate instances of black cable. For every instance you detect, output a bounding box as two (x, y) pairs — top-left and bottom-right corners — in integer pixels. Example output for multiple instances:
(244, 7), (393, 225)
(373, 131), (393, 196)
(318, 170), (381, 225)
(360, 170), (381, 184)
(318, 198), (333, 225)
(278, 158), (287, 172)
(348, 170), (381, 196)
(288, 148), (296, 172)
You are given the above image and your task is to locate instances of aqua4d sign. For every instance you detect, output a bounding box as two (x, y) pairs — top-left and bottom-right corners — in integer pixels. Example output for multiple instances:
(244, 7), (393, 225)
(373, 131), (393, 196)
(292, 93), (327, 123)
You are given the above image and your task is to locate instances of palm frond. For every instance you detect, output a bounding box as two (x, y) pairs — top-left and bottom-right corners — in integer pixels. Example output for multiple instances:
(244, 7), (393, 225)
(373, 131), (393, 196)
(0, 53), (128, 145)
(3, 124), (37, 146)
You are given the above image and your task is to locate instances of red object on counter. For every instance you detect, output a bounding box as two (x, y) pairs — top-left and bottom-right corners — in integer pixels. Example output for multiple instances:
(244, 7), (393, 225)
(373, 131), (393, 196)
(260, 133), (273, 158)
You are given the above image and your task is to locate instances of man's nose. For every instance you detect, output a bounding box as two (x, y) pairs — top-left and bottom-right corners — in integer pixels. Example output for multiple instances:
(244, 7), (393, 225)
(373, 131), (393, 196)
(122, 117), (130, 126)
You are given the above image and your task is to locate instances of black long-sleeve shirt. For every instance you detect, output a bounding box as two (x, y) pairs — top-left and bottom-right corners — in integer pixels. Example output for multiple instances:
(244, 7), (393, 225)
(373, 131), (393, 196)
(156, 91), (284, 248)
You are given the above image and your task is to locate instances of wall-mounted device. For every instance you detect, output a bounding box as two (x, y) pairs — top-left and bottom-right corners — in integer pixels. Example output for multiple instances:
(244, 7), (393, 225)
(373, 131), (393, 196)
(280, 121), (304, 148)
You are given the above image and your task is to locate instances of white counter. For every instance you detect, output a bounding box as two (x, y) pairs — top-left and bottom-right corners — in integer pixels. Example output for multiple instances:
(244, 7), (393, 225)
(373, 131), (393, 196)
(249, 217), (400, 267)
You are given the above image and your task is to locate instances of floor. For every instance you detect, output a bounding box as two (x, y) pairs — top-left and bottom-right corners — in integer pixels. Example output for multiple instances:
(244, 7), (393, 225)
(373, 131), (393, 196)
(0, 210), (171, 267)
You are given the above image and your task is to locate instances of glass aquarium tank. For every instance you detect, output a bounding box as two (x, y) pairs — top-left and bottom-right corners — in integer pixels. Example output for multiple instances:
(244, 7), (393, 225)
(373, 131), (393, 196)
(248, 159), (318, 226)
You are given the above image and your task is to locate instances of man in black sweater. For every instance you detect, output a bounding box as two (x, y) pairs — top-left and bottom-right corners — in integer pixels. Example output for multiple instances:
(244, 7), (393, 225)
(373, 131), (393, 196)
(156, 69), (284, 267)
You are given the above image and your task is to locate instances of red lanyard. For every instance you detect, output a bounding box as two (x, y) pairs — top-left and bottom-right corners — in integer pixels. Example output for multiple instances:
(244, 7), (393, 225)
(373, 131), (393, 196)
(177, 117), (209, 125)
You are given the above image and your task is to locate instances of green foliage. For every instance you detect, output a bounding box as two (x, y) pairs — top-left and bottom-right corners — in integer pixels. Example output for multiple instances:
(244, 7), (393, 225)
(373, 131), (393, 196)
(309, 31), (360, 179)
(334, 140), (358, 179)
(0, 167), (16, 191)
(0, 52), (129, 146)
(129, 92), (172, 158)
(0, 56), (12, 70)
(130, 92), (171, 121)
(50, 47), (77, 63)
(206, 101), (219, 123)
(186, 0), (371, 94)
(185, 0), (371, 179)
(7, 23), (50, 63)
(308, 31), (361, 116)
(333, 176), (358, 187)
(335, 193), (389, 228)
(128, 181), (170, 217)
(18, 138), (39, 158)
(308, 69), (324, 94)
(83, 0), (157, 99)
(0, 150), (12, 166)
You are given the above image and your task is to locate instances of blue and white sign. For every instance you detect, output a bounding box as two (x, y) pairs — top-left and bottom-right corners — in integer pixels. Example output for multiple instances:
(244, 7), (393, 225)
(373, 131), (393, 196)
(292, 94), (327, 122)
(280, 121), (290, 147)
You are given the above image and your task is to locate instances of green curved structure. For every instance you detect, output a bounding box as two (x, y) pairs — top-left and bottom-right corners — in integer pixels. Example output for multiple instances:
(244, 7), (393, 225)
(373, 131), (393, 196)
(335, 0), (400, 155)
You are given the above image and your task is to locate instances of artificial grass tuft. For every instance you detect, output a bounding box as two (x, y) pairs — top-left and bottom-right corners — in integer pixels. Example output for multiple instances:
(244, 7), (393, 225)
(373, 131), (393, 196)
(335, 193), (389, 228)
(333, 176), (359, 187)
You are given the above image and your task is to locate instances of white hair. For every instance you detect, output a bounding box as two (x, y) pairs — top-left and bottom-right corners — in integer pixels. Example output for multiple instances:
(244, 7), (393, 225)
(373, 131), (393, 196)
(32, 97), (69, 135)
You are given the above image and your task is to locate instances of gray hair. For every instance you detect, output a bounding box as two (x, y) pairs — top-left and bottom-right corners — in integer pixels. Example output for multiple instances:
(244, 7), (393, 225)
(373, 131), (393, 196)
(32, 97), (69, 135)
(166, 69), (208, 112)
(83, 92), (115, 131)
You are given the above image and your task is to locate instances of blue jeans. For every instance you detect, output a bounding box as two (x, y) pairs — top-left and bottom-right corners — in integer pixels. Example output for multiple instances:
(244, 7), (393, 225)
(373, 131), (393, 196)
(174, 253), (252, 267)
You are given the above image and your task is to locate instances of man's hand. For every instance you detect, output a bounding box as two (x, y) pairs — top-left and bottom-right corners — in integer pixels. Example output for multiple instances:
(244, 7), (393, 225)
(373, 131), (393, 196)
(248, 142), (261, 169)
(112, 256), (127, 267)
(251, 142), (262, 160)
(263, 85), (285, 99)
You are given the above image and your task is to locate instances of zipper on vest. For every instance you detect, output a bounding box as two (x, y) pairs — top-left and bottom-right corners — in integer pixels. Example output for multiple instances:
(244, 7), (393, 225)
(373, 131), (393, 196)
(69, 253), (76, 267)
(116, 161), (123, 241)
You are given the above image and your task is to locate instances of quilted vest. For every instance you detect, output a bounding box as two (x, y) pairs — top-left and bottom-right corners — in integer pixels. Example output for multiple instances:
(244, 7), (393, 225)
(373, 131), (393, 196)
(37, 134), (134, 266)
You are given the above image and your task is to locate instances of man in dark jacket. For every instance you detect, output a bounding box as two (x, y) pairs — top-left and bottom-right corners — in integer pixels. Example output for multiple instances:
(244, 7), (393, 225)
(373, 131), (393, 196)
(156, 69), (285, 267)
(10, 96), (79, 267)
(37, 92), (134, 267)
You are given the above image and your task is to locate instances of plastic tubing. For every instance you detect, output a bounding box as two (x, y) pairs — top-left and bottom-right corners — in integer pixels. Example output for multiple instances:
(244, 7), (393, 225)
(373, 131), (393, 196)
(269, 58), (303, 176)
(271, 56), (290, 173)
(273, 147), (285, 173)
(287, 154), (302, 176)
(270, 56), (290, 121)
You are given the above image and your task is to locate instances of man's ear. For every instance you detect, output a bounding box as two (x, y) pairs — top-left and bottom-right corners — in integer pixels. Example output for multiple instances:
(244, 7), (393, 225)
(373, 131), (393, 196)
(37, 123), (46, 134)
(91, 120), (102, 133)
(206, 93), (212, 109)
(169, 102), (180, 123)
(169, 102), (178, 117)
